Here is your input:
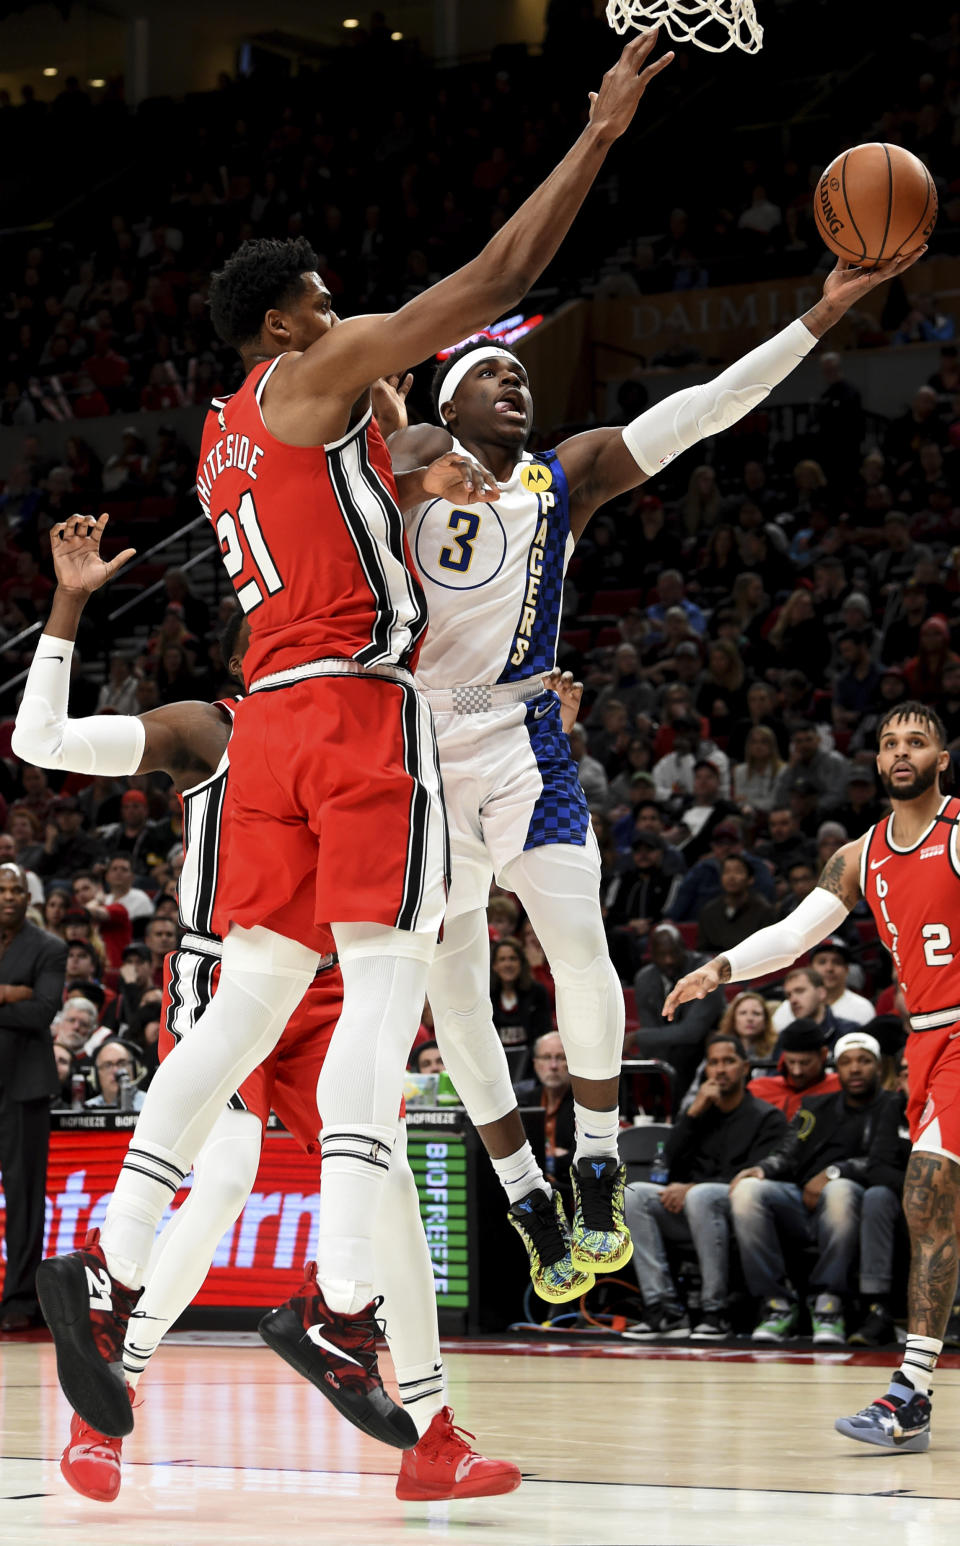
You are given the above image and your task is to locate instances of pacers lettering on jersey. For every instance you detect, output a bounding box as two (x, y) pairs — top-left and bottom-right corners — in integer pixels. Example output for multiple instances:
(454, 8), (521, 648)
(508, 491), (556, 668)
(195, 434), (266, 514)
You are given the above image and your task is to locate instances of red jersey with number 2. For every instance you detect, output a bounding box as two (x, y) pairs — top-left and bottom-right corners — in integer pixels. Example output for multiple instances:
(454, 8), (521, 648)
(195, 356), (428, 688)
(861, 795), (960, 1020)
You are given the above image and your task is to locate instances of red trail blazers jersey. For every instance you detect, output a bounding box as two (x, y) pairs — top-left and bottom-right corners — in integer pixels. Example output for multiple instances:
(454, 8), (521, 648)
(196, 357), (428, 687)
(862, 795), (960, 1030)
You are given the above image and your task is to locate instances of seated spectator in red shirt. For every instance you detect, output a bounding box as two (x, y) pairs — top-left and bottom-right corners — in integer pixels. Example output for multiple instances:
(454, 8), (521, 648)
(749, 1019), (841, 1119)
(904, 615), (960, 699)
(83, 331), (130, 393)
(140, 362), (183, 412)
(71, 872), (131, 970)
(0, 551), (52, 609)
(72, 373), (111, 419)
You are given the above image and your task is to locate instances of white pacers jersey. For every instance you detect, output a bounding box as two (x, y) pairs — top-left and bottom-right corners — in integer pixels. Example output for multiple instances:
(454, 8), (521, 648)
(404, 440), (596, 919)
(405, 440), (574, 690)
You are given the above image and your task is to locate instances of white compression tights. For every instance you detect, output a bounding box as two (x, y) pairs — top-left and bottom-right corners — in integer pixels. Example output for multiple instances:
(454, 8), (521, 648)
(101, 926), (319, 1287)
(428, 908), (518, 1127)
(123, 1108), (263, 1388)
(315, 921), (436, 1311)
(430, 844), (624, 1132)
(375, 1123), (445, 1434)
(502, 843), (624, 1084)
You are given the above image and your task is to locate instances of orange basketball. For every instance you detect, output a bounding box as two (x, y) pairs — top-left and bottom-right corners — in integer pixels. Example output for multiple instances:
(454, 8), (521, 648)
(813, 142), (937, 267)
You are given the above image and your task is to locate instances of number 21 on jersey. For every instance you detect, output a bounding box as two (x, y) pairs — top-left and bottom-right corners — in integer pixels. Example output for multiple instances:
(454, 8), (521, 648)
(217, 490), (285, 613)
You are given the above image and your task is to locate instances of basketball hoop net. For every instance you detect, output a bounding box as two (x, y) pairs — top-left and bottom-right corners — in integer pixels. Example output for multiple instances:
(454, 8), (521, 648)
(606, 0), (763, 54)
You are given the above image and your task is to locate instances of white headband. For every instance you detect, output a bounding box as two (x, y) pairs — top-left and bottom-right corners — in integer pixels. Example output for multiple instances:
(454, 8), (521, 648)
(438, 347), (523, 416)
(833, 1032), (881, 1062)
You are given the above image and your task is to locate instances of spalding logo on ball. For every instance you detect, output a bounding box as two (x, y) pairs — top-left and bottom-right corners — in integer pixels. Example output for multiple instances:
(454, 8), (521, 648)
(813, 142), (937, 269)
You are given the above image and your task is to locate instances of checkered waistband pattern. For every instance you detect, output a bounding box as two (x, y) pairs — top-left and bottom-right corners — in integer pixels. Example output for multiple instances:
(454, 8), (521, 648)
(421, 678), (546, 714)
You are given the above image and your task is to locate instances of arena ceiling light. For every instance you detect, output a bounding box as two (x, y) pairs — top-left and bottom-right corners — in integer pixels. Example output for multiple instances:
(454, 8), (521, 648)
(391, 30), (403, 39)
(88, 78), (106, 88)
(42, 66), (58, 77)
(342, 17), (359, 26)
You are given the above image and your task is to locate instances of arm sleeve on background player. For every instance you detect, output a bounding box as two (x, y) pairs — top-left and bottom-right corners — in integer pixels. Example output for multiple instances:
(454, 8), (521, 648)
(11, 635), (146, 776)
(720, 886), (850, 982)
(621, 317), (817, 476)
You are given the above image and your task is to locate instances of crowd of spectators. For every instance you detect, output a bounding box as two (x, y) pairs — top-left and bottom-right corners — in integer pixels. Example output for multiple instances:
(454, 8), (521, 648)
(1, 2), (959, 434)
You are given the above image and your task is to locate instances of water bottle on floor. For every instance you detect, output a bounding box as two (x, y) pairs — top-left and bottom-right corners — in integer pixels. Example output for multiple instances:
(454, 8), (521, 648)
(649, 1140), (669, 1186)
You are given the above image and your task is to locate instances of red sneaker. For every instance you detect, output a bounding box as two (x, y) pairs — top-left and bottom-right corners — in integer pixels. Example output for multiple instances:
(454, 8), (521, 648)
(36, 1228), (140, 1438)
(259, 1261), (417, 1450)
(396, 1408), (522, 1501)
(59, 1394), (133, 1503)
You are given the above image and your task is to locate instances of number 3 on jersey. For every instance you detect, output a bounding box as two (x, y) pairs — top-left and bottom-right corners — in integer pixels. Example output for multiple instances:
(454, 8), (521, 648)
(438, 509), (480, 574)
(217, 490), (284, 613)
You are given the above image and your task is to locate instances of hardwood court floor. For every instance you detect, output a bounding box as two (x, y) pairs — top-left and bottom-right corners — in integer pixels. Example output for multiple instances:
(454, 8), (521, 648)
(2, 1333), (960, 1546)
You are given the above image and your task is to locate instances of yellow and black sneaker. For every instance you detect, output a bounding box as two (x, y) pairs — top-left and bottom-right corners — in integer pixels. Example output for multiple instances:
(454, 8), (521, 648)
(570, 1159), (633, 1274)
(507, 1188), (594, 1304)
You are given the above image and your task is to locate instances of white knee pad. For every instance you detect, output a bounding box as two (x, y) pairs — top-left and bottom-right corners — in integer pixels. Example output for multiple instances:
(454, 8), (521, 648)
(332, 920), (438, 966)
(428, 910), (517, 1127)
(551, 954), (625, 1081)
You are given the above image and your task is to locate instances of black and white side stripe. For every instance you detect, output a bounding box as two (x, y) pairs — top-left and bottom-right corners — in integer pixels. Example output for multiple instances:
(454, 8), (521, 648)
(165, 948), (248, 1113)
(356, 426), (428, 670)
(178, 753), (230, 937)
(325, 412), (428, 670)
(396, 684), (431, 931)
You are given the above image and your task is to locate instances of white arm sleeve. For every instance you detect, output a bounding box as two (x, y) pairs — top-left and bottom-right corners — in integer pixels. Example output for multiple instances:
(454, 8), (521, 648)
(621, 317), (817, 477)
(11, 635), (146, 776)
(720, 886), (851, 982)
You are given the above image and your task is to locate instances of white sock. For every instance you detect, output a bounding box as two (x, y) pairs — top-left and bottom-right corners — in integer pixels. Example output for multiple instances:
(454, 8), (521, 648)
(122, 1110), (263, 1387)
(102, 1138), (189, 1289)
(395, 1357), (446, 1436)
(573, 1103), (620, 1165)
(892, 1333), (943, 1397)
(100, 930), (316, 1286)
(373, 1122), (444, 1434)
(491, 1141), (550, 1205)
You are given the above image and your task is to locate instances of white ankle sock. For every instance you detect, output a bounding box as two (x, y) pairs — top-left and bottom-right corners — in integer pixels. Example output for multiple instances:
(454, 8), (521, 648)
(395, 1357), (446, 1437)
(573, 1103), (620, 1164)
(892, 1333), (943, 1397)
(491, 1141), (550, 1206)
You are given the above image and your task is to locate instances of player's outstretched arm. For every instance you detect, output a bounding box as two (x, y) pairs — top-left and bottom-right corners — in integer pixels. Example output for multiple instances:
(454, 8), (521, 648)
(11, 515), (224, 781)
(556, 245), (928, 539)
(662, 838), (864, 1021)
(291, 34), (672, 399)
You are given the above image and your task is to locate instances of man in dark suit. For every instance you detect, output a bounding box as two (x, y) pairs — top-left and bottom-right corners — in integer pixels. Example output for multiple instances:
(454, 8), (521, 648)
(0, 864), (67, 1329)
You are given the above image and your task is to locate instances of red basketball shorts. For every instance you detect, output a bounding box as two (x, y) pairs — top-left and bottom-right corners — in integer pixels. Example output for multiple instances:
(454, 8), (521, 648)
(906, 1023), (960, 1163)
(211, 671), (448, 950)
(160, 947), (343, 1153)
